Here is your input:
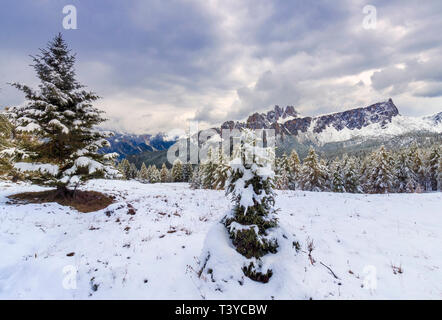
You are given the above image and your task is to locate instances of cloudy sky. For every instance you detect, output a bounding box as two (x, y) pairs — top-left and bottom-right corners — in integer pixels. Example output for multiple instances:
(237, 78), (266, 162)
(1, 0), (442, 134)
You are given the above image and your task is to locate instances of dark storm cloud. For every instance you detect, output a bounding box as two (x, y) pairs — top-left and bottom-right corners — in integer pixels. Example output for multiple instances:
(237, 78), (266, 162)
(1, 0), (441, 133)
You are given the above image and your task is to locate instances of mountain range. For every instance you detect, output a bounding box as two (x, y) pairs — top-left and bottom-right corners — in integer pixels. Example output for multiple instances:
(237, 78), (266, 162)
(101, 132), (176, 161)
(103, 99), (442, 167)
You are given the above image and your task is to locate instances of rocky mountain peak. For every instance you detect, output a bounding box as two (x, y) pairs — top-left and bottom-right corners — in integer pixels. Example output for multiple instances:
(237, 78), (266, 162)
(221, 105), (300, 130)
(221, 99), (400, 136)
(266, 105), (299, 123)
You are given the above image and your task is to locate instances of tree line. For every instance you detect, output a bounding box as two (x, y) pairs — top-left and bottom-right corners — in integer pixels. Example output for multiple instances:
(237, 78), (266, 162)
(118, 142), (442, 194)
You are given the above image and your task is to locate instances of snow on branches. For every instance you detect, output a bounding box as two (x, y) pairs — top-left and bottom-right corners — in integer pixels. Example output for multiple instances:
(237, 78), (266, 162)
(5, 34), (119, 188)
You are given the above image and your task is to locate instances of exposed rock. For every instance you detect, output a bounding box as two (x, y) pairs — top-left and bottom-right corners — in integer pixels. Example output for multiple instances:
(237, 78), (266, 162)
(220, 99), (399, 136)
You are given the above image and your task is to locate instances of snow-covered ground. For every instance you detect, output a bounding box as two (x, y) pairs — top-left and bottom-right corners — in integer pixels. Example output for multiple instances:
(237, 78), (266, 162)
(0, 179), (441, 299)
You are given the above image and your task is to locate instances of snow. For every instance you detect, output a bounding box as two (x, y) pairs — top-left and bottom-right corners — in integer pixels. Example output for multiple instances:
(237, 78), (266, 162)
(0, 179), (441, 299)
(48, 119), (69, 134)
(0, 148), (29, 159)
(74, 157), (103, 174)
(16, 122), (41, 133)
(296, 114), (442, 146)
(14, 162), (59, 176)
(277, 115), (298, 124)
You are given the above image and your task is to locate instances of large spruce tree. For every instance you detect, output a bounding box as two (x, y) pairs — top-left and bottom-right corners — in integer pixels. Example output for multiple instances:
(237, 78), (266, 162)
(7, 34), (118, 194)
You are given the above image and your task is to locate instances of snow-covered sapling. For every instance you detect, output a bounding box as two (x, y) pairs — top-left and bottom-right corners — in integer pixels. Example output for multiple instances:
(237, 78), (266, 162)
(224, 129), (279, 283)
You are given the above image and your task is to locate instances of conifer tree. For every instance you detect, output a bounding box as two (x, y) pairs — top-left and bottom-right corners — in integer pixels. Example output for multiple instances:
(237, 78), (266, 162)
(298, 147), (328, 191)
(118, 159), (131, 180)
(128, 163), (138, 180)
(171, 159), (183, 182)
(330, 158), (345, 193)
(275, 167), (290, 190)
(190, 165), (202, 189)
(394, 149), (417, 193)
(145, 165), (154, 183)
(202, 147), (217, 189)
(359, 156), (372, 193)
(213, 148), (229, 190)
(437, 156), (442, 191)
(148, 165), (160, 183)
(408, 143), (425, 190)
(274, 154), (289, 190)
(224, 129), (278, 283)
(288, 149), (301, 189)
(320, 158), (331, 191)
(182, 162), (193, 182)
(160, 163), (169, 183)
(138, 162), (149, 183)
(6, 34), (118, 194)
(278, 153), (290, 173)
(428, 145), (440, 191)
(366, 146), (394, 194)
(342, 155), (360, 193)
(0, 113), (36, 179)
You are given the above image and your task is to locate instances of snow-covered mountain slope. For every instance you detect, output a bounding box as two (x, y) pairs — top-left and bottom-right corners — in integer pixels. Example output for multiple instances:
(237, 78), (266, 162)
(101, 132), (176, 160)
(299, 112), (442, 146)
(221, 99), (441, 145)
(1, 180), (441, 299)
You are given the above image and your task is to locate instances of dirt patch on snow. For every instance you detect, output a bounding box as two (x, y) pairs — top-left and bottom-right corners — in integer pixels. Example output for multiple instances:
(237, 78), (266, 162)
(8, 189), (115, 213)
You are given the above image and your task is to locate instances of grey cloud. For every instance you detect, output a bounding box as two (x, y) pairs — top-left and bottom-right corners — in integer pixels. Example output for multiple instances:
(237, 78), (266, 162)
(414, 83), (442, 98)
(371, 56), (442, 95)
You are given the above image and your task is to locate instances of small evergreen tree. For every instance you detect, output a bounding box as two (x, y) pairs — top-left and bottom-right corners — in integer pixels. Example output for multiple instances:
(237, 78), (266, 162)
(160, 163), (169, 183)
(408, 143), (425, 190)
(330, 158), (345, 193)
(149, 165), (160, 183)
(182, 162), (193, 182)
(298, 147), (328, 191)
(171, 159), (183, 182)
(359, 156), (372, 193)
(366, 146), (394, 194)
(428, 145), (440, 191)
(275, 167), (290, 190)
(6, 34), (118, 193)
(213, 148), (229, 190)
(118, 159), (131, 180)
(437, 156), (442, 191)
(394, 149), (417, 193)
(320, 158), (331, 191)
(201, 147), (217, 189)
(138, 162), (149, 183)
(128, 163), (138, 180)
(278, 153), (290, 173)
(190, 166), (202, 189)
(288, 149), (301, 189)
(224, 129), (278, 283)
(342, 155), (360, 193)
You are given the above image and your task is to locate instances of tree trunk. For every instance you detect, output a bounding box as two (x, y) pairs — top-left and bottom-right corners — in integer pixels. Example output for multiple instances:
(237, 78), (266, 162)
(55, 185), (73, 199)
